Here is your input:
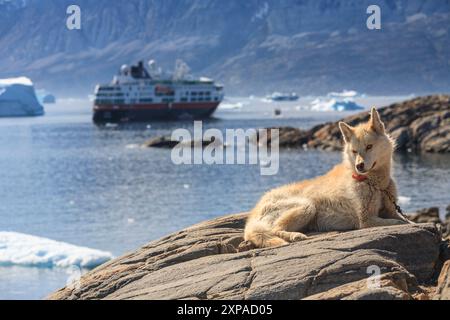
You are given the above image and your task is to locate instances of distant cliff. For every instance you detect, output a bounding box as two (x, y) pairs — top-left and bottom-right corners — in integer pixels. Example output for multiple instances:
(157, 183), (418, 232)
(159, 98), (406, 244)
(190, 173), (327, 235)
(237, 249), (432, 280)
(0, 0), (449, 96)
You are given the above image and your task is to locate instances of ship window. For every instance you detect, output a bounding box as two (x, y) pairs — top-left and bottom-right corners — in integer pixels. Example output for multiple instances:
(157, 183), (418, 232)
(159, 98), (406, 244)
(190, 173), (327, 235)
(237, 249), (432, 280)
(205, 97), (211, 102)
(198, 98), (204, 102)
(191, 92), (197, 96)
(206, 92), (211, 96)
(191, 98), (197, 102)
(214, 97), (218, 101)
(181, 98), (188, 102)
(199, 92), (204, 96)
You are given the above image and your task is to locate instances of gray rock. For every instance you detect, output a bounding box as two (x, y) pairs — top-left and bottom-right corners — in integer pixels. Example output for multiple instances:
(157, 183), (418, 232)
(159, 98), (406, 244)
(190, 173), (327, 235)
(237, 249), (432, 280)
(47, 213), (443, 300)
(143, 136), (222, 149)
(142, 136), (179, 149)
(304, 271), (416, 300)
(409, 207), (449, 240)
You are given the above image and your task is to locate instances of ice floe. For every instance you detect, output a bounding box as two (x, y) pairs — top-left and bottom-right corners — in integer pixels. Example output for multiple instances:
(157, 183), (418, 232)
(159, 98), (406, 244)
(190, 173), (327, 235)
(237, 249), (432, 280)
(327, 90), (360, 98)
(398, 196), (411, 206)
(0, 232), (113, 269)
(309, 98), (364, 112)
(219, 102), (245, 110)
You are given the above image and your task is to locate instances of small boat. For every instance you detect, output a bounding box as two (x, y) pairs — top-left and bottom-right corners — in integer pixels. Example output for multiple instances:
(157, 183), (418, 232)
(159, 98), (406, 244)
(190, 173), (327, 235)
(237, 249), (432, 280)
(92, 59), (224, 123)
(267, 92), (299, 102)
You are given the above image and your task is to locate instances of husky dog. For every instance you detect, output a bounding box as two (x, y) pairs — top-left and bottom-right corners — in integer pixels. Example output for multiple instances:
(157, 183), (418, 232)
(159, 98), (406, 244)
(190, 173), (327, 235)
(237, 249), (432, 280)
(244, 108), (411, 248)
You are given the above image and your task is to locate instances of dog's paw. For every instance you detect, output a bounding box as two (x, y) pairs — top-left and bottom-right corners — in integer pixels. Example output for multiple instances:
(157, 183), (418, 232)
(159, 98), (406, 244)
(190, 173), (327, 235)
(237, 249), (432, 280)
(289, 232), (308, 242)
(238, 240), (256, 252)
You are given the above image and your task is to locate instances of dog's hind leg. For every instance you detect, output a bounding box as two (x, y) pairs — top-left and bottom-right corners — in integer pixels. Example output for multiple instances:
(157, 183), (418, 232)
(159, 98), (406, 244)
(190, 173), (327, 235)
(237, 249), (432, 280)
(244, 219), (289, 248)
(272, 199), (316, 243)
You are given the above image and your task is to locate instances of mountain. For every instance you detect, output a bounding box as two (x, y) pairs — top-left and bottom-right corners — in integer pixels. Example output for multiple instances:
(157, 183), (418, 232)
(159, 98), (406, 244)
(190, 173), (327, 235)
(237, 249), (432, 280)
(0, 0), (449, 96)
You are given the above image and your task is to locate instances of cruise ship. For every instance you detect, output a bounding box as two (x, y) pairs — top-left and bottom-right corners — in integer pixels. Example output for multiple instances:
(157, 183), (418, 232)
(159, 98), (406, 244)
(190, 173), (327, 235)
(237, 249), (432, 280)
(93, 60), (224, 123)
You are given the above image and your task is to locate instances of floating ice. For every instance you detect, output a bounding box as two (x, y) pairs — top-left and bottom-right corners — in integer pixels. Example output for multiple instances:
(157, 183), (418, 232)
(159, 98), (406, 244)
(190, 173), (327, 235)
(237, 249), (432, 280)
(219, 102), (244, 110)
(398, 196), (411, 206)
(0, 77), (44, 117)
(310, 98), (364, 112)
(36, 90), (56, 104)
(0, 232), (113, 269)
(327, 90), (359, 98)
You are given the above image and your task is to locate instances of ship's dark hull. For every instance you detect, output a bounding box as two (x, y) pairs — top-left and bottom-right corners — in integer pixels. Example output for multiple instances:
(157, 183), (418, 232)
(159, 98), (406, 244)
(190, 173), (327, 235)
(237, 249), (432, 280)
(93, 102), (220, 123)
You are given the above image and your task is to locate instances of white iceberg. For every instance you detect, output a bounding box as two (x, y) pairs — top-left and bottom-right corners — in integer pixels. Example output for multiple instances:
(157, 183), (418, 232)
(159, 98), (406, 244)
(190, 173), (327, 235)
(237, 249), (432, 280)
(327, 90), (359, 98)
(0, 77), (44, 117)
(0, 232), (113, 269)
(310, 98), (364, 112)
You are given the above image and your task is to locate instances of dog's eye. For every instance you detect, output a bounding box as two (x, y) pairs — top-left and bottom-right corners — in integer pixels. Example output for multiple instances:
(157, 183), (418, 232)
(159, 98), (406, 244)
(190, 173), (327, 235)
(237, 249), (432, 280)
(352, 150), (357, 154)
(366, 144), (373, 150)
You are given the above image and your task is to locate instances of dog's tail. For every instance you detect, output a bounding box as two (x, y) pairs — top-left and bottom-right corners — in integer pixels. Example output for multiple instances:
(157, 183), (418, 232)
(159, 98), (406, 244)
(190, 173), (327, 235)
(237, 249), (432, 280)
(244, 219), (288, 248)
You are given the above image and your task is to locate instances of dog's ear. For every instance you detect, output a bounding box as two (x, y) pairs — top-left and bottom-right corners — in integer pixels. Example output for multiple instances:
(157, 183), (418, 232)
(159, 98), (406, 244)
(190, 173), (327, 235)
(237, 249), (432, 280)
(369, 107), (385, 134)
(339, 122), (354, 143)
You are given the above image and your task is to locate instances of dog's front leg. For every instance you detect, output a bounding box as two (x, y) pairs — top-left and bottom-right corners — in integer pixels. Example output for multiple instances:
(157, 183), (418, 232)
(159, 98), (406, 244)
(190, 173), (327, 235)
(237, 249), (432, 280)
(360, 216), (409, 228)
(358, 197), (409, 229)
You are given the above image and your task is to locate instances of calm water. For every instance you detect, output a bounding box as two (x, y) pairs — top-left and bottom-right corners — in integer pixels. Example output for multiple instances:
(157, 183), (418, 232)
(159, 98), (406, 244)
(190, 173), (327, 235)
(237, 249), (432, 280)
(0, 96), (449, 299)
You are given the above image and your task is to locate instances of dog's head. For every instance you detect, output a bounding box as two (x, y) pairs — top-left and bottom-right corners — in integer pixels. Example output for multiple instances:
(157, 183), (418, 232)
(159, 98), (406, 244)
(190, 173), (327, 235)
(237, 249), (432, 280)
(339, 108), (395, 175)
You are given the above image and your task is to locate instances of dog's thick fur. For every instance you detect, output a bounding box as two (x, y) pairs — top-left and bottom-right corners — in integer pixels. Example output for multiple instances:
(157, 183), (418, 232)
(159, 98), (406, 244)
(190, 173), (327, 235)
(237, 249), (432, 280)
(244, 108), (412, 248)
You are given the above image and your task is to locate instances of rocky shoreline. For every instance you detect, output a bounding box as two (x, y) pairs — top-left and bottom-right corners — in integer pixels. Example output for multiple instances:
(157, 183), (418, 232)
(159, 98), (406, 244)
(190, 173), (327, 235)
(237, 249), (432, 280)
(48, 207), (450, 300)
(267, 95), (450, 153)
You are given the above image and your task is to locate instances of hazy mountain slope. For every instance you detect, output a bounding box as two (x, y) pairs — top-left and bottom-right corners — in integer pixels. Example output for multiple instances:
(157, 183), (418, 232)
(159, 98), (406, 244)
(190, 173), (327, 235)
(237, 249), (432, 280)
(0, 0), (449, 96)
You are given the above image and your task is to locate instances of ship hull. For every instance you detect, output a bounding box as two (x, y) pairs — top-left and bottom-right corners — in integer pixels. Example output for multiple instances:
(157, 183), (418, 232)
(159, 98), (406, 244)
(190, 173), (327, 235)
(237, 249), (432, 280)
(93, 102), (220, 123)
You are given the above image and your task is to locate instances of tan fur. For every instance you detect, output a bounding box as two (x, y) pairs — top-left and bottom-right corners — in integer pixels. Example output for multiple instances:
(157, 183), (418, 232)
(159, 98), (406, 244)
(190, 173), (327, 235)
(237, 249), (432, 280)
(244, 108), (412, 248)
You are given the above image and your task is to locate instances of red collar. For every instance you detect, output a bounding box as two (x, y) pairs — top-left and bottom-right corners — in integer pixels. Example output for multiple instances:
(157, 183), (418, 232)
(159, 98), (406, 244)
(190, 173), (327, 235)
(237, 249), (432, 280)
(352, 173), (368, 182)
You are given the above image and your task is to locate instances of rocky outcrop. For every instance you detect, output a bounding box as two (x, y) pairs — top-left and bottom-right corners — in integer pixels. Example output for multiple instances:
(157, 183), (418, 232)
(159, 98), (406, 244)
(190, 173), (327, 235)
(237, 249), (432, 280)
(271, 95), (450, 153)
(143, 95), (449, 154)
(435, 261), (450, 300)
(409, 207), (450, 241)
(142, 136), (222, 149)
(48, 212), (448, 300)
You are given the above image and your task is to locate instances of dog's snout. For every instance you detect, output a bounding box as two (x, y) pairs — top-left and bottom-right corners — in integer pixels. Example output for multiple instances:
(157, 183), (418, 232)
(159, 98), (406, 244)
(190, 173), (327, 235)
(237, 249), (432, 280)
(356, 162), (365, 171)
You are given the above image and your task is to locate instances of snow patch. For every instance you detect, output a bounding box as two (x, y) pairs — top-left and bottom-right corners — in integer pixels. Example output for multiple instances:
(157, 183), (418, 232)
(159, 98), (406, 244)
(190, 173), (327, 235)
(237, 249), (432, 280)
(252, 2), (269, 21)
(406, 13), (427, 23)
(0, 77), (33, 86)
(0, 232), (113, 269)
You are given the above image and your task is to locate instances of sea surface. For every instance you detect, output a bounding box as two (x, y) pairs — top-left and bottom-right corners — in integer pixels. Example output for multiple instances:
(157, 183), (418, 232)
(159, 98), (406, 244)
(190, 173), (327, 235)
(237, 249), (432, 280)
(0, 96), (449, 299)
